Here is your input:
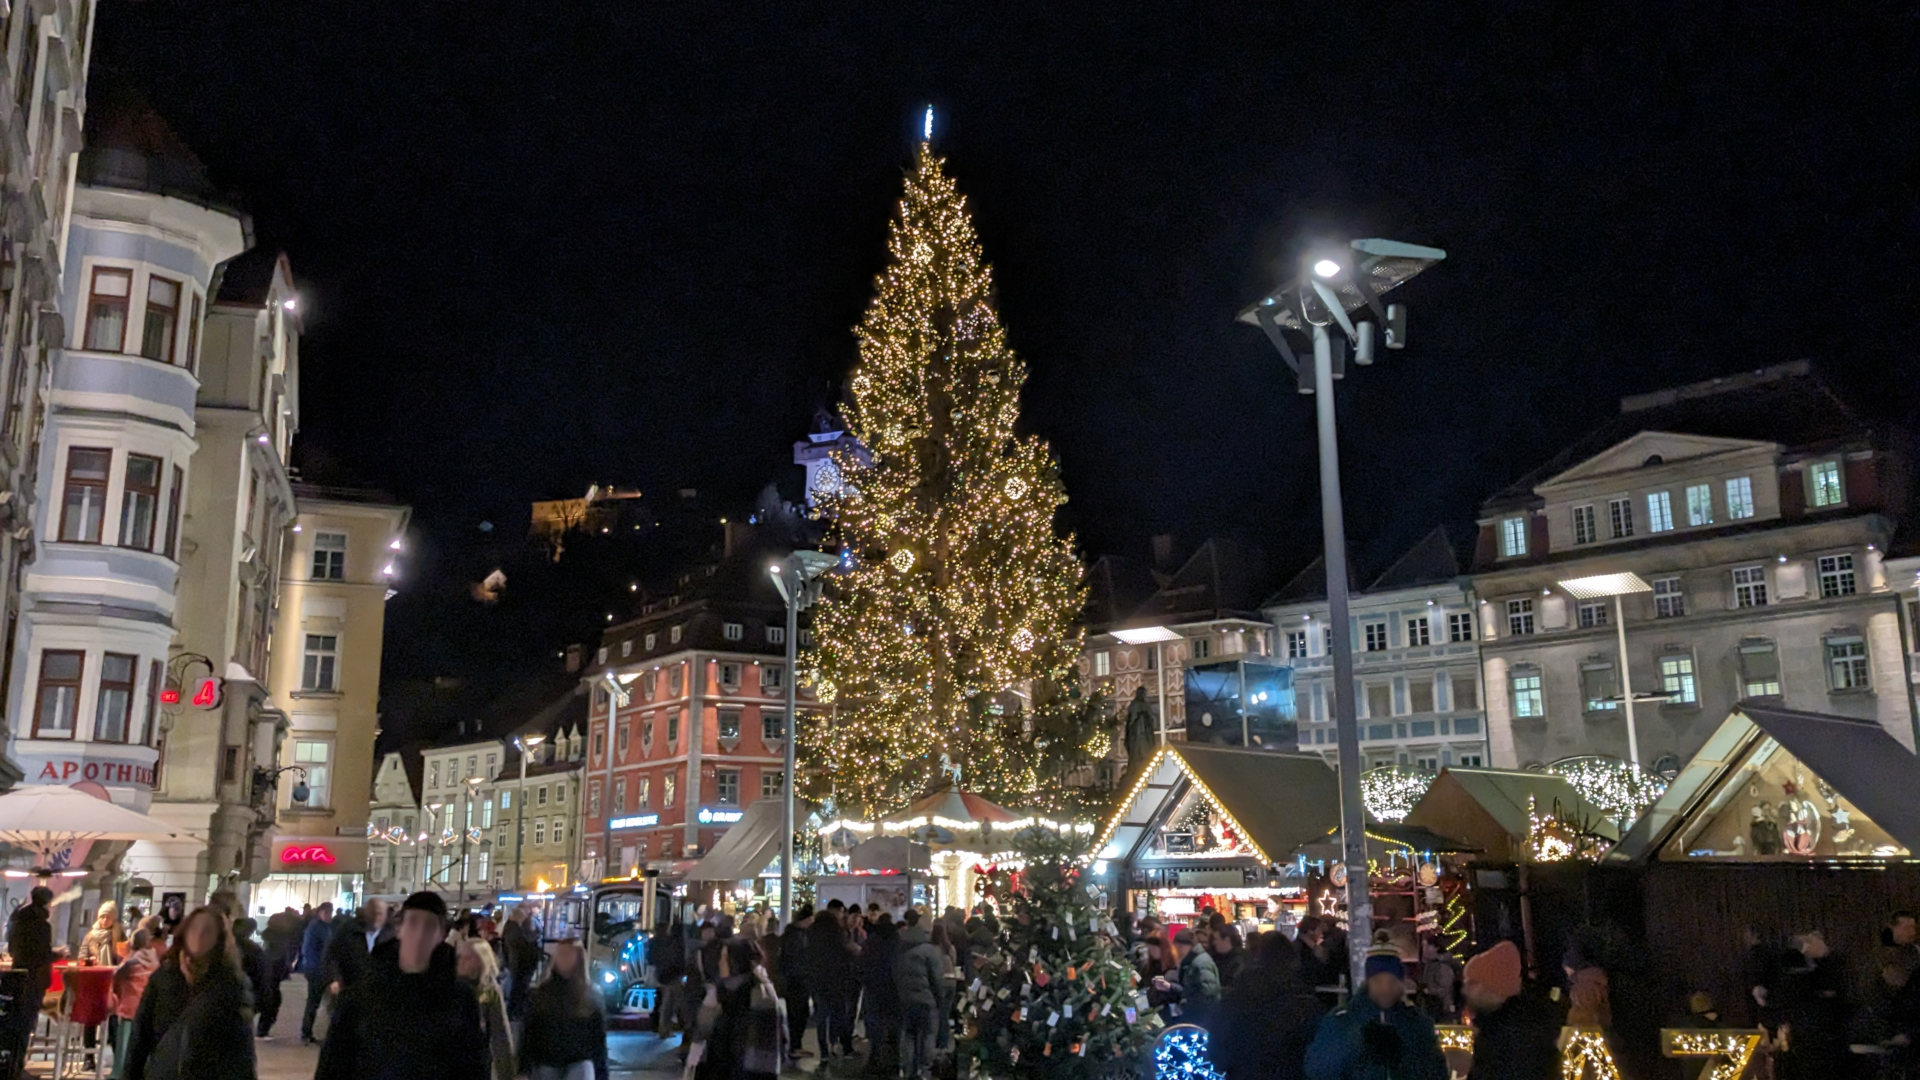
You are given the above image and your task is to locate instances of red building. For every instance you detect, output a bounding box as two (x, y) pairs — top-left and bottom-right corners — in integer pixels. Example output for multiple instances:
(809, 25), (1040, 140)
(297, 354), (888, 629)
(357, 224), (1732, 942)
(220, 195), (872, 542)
(580, 524), (816, 879)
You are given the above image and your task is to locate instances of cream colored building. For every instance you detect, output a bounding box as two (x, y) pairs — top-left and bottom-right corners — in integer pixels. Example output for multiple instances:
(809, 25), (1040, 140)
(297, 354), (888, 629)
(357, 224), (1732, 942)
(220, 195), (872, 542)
(255, 484), (407, 913)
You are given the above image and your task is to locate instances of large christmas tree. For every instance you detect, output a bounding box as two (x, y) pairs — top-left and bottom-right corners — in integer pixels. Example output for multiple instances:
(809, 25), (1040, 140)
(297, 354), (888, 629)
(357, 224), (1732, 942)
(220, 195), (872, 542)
(805, 141), (1088, 814)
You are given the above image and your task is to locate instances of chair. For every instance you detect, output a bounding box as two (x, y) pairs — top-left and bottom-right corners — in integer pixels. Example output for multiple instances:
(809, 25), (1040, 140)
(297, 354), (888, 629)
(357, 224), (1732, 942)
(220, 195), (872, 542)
(63, 967), (113, 1079)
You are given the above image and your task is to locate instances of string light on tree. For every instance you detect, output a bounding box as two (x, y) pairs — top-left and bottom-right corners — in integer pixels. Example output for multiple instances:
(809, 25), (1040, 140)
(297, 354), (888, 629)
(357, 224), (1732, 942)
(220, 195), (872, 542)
(1359, 766), (1436, 822)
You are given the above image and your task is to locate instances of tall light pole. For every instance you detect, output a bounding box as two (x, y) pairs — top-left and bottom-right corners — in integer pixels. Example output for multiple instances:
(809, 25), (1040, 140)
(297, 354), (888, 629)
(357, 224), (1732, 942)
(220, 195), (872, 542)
(1241, 239), (1446, 991)
(1555, 572), (1662, 768)
(769, 550), (836, 925)
(598, 670), (633, 883)
(513, 734), (544, 894)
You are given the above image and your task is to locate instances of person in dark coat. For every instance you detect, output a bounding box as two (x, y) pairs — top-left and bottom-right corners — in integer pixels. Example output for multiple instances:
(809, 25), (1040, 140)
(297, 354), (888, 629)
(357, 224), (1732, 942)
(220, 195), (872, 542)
(298, 901), (335, 1044)
(809, 906), (857, 1059)
(121, 906), (257, 1080)
(1774, 930), (1848, 1080)
(6, 886), (55, 1074)
(520, 939), (609, 1080)
(1460, 942), (1557, 1080)
(653, 919), (689, 1039)
(1304, 936), (1446, 1080)
(895, 911), (944, 1080)
(321, 898), (391, 1003)
(259, 908), (300, 1036)
(502, 905), (544, 1025)
(1210, 924), (1246, 991)
(778, 906), (813, 1062)
(230, 919), (274, 1040)
(1295, 916), (1339, 992)
(314, 891), (490, 1080)
(858, 915), (902, 1078)
(1213, 931), (1325, 1080)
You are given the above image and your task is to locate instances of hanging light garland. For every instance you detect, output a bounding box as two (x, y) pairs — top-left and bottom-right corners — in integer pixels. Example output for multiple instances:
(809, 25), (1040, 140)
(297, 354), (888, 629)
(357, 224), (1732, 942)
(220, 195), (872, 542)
(1360, 765), (1436, 822)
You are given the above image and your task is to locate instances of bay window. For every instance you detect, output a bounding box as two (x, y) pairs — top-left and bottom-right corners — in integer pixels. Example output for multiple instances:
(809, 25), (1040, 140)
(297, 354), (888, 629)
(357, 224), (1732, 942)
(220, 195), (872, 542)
(84, 267), (130, 352)
(60, 447), (111, 543)
(94, 652), (135, 742)
(33, 650), (83, 738)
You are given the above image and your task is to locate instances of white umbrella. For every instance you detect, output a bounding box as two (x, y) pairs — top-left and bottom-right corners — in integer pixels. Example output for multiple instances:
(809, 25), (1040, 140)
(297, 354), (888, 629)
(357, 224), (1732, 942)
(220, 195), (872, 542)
(0, 784), (182, 865)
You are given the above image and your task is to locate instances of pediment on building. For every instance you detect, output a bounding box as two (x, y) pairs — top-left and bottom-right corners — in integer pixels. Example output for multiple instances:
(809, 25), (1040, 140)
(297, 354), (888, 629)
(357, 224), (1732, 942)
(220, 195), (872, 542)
(1536, 431), (1775, 491)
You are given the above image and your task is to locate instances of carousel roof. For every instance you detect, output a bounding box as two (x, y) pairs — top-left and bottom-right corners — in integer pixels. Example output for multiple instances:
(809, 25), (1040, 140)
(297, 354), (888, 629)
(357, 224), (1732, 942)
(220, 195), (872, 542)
(902, 786), (1019, 827)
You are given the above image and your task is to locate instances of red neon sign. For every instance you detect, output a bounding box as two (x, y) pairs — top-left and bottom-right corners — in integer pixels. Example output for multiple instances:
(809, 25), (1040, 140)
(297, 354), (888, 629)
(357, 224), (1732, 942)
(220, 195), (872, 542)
(191, 679), (221, 708)
(158, 688), (181, 705)
(281, 845), (335, 865)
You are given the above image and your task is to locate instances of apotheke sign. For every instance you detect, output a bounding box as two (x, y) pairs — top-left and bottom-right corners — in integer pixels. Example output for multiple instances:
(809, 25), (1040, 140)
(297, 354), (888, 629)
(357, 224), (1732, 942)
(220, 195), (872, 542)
(25, 755), (155, 787)
(695, 807), (744, 825)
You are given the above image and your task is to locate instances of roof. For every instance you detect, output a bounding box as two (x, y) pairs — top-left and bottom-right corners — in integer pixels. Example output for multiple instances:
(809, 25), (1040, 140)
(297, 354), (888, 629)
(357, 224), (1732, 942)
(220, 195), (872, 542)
(1411, 768), (1618, 842)
(1100, 745), (1341, 865)
(1126, 539), (1268, 626)
(1609, 703), (1920, 863)
(76, 72), (248, 226)
(688, 799), (784, 882)
(900, 785), (1017, 826)
(1084, 555), (1158, 630)
(1482, 362), (1872, 512)
(1366, 527), (1459, 591)
(213, 247), (289, 307)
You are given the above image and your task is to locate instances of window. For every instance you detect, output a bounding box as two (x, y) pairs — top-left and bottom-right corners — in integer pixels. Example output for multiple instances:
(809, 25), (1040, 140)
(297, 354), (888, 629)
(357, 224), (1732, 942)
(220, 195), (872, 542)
(1506, 598), (1534, 636)
(94, 652), (136, 741)
(761, 665), (785, 690)
(718, 709), (741, 740)
(163, 465), (183, 559)
(537, 784), (549, 806)
(1726, 476), (1755, 520)
(642, 671), (656, 698)
(670, 625), (683, 644)
(311, 532), (347, 580)
(482, 798), (494, 828)
(302, 634), (339, 691)
(1810, 461), (1844, 507)
(1191, 637), (1210, 660)
(1576, 600), (1609, 629)
(476, 852), (490, 884)
(294, 741), (331, 807)
(716, 769), (740, 805)
(723, 622), (743, 641)
(1092, 651), (1110, 676)
(1732, 566), (1768, 608)
(429, 761), (439, 789)
(1646, 491), (1674, 533)
(1409, 680), (1434, 713)
(766, 626), (785, 645)
(1826, 637), (1870, 691)
(1608, 498), (1634, 539)
(1500, 517), (1527, 558)
(799, 630), (813, 647)
(612, 778), (626, 813)
(534, 821), (546, 847)
(485, 752), (496, 777)
(592, 730), (604, 760)
(33, 650), (83, 738)
(60, 447), (111, 543)
(1660, 654), (1698, 705)
(1580, 660), (1619, 713)
(83, 267), (131, 352)
(1363, 622), (1388, 652)
(1653, 576), (1685, 618)
(1510, 670), (1544, 718)
(1457, 753), (1484, 768)
(1738, 639), (1782, 698)
(1818, 554), (1856, 598)
(112, 453), (161, 549)
(762, 771), (783, 800)
(586, 782), (598, 815)
(1285, 630), (1308, 658)
(621, 640), (632, 657)
(552, 819), (565, 848)
(1364, 683), (1391, 718)
(1572, 505), (1597, 545)
(1405, 618), (1430, 647)
(664, 772), (677, 806)
(645, 633), (657, 651)
(143, 659), (161, 746)
(1451, 675), (1478, 710)
(638, 776), (650, 807)
(616, 723), (629, 758)
(667, 709), (681, 744)
(763, 711), (785, 742)
(1686, 483), (1713, 527)
(669, 667), (683, 695)
(139, 275), (180, 362)
(1448, 613), (1473, 643)
(185, 295), (202, 373)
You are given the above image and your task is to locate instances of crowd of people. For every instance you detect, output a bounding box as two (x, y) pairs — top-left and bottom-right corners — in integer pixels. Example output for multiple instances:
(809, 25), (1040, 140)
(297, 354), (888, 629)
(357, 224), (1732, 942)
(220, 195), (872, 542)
(0, 887), (609, 1080)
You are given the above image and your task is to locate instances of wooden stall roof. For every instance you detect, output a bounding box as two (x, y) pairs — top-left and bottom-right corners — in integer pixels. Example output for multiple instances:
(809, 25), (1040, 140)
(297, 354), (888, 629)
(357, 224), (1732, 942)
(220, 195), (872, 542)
(1405, 767), (1616, 863)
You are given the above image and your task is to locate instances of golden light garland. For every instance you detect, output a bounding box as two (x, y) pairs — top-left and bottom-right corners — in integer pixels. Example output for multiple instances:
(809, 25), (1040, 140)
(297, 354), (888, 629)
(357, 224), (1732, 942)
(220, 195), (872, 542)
(1660, 1029), (1762, 1080)
(1559, 1029), (1623, 1080)
(1435, 1026), (1474, 1052)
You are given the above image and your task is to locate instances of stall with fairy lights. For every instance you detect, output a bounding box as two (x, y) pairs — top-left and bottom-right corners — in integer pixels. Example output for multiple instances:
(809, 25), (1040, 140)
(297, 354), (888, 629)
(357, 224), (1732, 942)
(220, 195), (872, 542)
(816, 783), (1094, 913)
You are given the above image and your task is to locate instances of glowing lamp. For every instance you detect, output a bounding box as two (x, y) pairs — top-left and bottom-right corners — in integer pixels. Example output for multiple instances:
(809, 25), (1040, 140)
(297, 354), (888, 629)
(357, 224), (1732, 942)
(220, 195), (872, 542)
(159, 687), (181, 705)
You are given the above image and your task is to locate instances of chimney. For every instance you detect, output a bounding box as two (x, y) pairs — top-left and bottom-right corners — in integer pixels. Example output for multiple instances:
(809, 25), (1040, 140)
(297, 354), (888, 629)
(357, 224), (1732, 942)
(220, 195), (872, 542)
(1151, 534), (1177, 570)
(564, 644), (582, 673)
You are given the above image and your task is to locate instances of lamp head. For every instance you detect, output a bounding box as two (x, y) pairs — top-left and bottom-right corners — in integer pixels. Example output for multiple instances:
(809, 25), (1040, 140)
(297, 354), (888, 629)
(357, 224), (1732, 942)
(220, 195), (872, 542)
(291, 781), (311, 804)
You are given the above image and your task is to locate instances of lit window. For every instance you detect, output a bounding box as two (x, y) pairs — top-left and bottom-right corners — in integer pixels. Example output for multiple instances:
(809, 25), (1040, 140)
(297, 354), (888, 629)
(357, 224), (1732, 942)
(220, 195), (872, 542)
(1660, 654), (1698, 705)
(723, 622), (743, 641)
(1363, 622), (1388, 652)
(84, 267), (131, 352)
(1726, 476), (1755, 520)
(667, 709), (681, 744)
(1826, 637), (1870, 691)
(32, 650), (82, 738)
(1571, 505), (1597, 545)
(1286, 630), (1308, 658)
(1686, 483), (1713, 527)
(612, 778), (625, 813)
(552, 819), (565, 847)
(429, 761), (439, 789)
(716, 769), (740, 805)
(119, 454), (161, 550)
(1510, 670), (1544, 718)
(1447, 614), (1473, 643)
(1810, 461), (1844, 507)
(140, 275), (181, 363)
(1093, 651), (1111, 676)
(1653, 576), (1685, 618)
(482, 798), (494, 828)
(761, 771), (783, 800)
(718, 710), (741, 740)
(1731, 566), (1768, 608)
(1646, 491), (1674, 533)
(94, 652), (136, 742)
(60, 447), (111, 543)
(311, 532), (347, 581)
(294, 740), (331, 807)
(1576, 600), (1608, 629)
(1580, 660), (1619, 713)
(1405, 618), (1430, 647)
(1818, 553), (1856, 598)
(762, 664), (785, 690)
(1506, 598), (1534, 636)
(302, 635), (339, 691)
(1608, 498), (1634, 539)
(534, 821), (546, 846)
(1738, 640), (1781, 698)
(638, 776), (650, 806)
(1191, 637), (1210, 660)
(1500, 517), (1527, 558)
(664, 772), (677, 806)
(476, 852), (490, 884)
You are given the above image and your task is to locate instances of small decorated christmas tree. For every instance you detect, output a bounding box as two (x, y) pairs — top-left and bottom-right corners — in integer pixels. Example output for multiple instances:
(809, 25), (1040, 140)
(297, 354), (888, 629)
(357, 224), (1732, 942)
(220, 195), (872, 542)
(961, 831), (1160, 1078)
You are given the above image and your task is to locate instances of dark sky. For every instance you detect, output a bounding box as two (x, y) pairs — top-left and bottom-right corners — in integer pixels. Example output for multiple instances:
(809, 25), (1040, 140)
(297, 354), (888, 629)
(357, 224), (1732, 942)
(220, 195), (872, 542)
(98, 3), (1919, 708)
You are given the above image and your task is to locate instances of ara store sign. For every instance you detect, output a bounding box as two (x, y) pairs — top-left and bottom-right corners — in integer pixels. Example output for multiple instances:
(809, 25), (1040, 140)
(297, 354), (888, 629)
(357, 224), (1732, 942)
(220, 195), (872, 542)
(695, 807), (745, 825)
(280, 845), (337, 865)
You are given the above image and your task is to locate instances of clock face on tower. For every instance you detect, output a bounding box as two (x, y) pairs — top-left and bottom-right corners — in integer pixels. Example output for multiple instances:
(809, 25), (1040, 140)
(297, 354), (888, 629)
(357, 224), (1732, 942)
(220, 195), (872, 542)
(809, 459), (844, 502)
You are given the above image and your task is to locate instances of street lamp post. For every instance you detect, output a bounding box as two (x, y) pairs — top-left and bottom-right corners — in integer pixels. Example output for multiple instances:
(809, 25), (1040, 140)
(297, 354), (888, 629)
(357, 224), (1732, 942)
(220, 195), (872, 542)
(1110, 625), (1182, 745)
(1555, 572), (1659, 768)
(461, 776), (480, 903)
(513, 734), (544, 894)
(770, 550), (836, 925)
(1241, 239), (1446, 992)
(598, 671), (633, 884)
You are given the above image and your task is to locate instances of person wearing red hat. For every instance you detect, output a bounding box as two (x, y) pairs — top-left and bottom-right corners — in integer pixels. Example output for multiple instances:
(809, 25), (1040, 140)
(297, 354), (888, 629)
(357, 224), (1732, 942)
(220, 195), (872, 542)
(1460, 941), (1558, 1080)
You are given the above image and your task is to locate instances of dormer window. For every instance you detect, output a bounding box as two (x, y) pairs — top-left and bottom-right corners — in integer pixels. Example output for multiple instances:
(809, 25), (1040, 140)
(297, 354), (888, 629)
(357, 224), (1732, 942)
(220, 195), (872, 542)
(1499, 517), (1527, 558)
(722, 622), (743, 641)
(1810, 460), (1844, 507)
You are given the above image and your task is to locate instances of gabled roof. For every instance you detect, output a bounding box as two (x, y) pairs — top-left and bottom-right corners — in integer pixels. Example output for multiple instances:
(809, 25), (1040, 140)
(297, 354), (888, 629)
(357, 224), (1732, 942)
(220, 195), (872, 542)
(1084, 555), (1158, 631)
(1608, 703), (1920, 864)
(1412, 768), (1617, 842)
(1098, 745), (1341, 866)
(1127, 539), (1267, 626)
(1366, 527), (1459, 591)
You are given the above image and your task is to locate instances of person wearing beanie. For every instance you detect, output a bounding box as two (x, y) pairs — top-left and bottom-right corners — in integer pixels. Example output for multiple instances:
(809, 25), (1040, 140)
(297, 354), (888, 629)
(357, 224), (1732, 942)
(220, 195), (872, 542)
(316, 890), (489, 1080)
(1305, 932), (1446, 1080)
(1151, 926), (1222, 1027)
(1460, 941), (1557, 1080)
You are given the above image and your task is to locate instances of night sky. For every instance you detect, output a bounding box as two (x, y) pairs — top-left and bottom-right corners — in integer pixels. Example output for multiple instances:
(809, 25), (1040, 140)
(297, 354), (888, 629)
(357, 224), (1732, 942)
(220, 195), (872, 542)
(97, 4), (1920, 730)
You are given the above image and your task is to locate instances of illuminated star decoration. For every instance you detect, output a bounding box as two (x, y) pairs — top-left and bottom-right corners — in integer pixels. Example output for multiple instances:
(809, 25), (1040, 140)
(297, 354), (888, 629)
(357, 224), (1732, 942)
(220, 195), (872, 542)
(1154, 1025), (1224, 1080)
(1661, 1029), (1763, 1080)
